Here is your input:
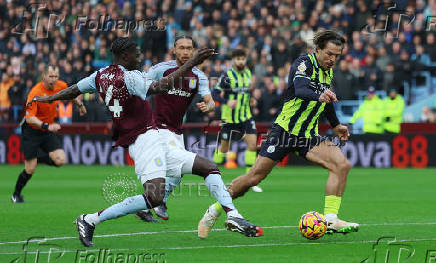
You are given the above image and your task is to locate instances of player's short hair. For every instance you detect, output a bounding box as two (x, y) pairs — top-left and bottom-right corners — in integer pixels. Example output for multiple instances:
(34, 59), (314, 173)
(231, 49), (246, 58)
(174, 34), (196, 48)
(110, 37), (137, 55)
(313, 30), (345, 50)
(43, 64), (59, 74)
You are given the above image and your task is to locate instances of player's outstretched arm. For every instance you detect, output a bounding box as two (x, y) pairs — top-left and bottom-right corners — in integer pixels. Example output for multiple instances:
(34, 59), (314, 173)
(31, 84), (82, 104)
(147, 48), (216, 95)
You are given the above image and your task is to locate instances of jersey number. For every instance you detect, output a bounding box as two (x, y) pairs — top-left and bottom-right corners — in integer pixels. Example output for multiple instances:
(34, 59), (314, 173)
(105, 85), (123, 118)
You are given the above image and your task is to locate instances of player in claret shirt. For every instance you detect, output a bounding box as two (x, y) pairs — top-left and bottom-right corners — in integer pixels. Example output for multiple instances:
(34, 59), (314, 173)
(33, 38), (262, 247)
(137, 35), (218, 222)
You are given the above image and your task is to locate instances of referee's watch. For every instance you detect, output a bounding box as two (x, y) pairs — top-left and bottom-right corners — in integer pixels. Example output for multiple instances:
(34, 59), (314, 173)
(41, 122), (49, 130)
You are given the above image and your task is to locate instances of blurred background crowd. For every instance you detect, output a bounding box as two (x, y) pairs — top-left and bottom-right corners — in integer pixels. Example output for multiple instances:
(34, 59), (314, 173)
(0, 0), (436, 130)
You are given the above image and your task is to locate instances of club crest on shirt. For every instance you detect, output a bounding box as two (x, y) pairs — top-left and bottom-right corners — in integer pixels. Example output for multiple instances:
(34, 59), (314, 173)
(189, 78), (197, 89)
(296, 61), (307, 75)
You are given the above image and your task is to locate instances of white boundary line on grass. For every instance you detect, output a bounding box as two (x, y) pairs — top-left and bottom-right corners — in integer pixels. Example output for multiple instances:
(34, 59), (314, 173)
(0, 222), (435, 247)
(1, 237), (436, 255)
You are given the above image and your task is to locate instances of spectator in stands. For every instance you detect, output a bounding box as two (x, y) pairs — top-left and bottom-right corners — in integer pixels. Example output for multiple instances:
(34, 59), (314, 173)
(421, 106), (436, 123)
(333, 60), (357, 100)
(7, 74), (25, 122)
(257, 80), (281, 122)
(383, 89), (405, 134)
(424, 33), (436, 62)
(0, 72), (13, 122)
(349, 87), (384, 134)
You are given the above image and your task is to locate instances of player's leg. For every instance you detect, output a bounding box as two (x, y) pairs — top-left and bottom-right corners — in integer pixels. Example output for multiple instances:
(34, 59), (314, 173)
(12, 158), (37, 203)
(305, 139), (358, 233)
(213, 139), (229, 164)
(169, 146), (263, 238)
(12, 125), (40, 203)
(199, 124), (289, 238)
(213, 123), (234, 164)
(48, 149), (66, 166)
(243, 130), (262, 193)
(40, 132), (65, 167)
(75, 130), (166, 246)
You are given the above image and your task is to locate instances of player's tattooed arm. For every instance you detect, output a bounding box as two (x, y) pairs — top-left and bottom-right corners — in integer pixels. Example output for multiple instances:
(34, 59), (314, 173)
(147, 48), (216, 95)
(30, 84), (82, 104)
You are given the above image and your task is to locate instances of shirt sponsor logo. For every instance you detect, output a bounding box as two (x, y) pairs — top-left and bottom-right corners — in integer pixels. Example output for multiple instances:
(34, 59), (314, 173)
(168, 88), (192, 97)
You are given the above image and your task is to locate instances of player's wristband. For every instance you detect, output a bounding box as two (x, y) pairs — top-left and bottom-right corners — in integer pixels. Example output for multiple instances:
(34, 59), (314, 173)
(41, 122), (49, 130)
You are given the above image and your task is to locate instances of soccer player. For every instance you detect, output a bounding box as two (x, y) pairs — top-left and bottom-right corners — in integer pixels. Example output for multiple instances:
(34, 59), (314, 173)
(33, 38), (262, 247)
(11, 64), (86, 203)
(198, 30), (359, 238)
(212, 49), (262, 193)
(136, 35), (217, 222)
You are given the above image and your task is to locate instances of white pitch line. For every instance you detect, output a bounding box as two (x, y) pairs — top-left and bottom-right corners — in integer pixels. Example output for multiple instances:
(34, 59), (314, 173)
(1, 238), (436, 255)
(0, 222), (435, 246)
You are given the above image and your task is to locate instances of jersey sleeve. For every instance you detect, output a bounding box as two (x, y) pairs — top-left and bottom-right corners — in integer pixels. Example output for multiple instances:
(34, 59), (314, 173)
(195, 69), (210, 97)
(292, 58), (320, 101)
(77, 71), (98, 93)
(125, 70), (150, 100)
(25, 88), (38, 118)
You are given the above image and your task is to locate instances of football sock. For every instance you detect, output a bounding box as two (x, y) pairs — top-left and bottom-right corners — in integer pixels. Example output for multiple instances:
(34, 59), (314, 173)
(204, 170), (237, 213)
(86, 195), (151, 225)
(324, 195), (342, 219)
(244, 150), (257, 173)
(213, 149), (225, 164)
(163, 176), (182, 203)
(14, 170), (32, 195)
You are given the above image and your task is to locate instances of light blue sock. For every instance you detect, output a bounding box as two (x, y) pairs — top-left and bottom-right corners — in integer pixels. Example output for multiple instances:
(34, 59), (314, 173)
(98, 195), (150, 222)
(164, 176), (182, 203)
(205, 172), (236, 212)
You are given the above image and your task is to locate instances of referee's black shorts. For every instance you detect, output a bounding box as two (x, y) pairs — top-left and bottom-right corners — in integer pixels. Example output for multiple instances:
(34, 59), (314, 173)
(259, 124), (326, 161)
(21, 122), (62, 160)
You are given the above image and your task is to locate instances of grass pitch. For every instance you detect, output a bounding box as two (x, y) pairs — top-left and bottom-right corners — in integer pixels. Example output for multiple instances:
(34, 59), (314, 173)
(1, 165), (435, 262)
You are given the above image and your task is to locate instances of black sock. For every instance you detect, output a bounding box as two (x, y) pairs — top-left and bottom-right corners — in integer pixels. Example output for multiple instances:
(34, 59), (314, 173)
(14, 170), (32, 195)
(37, 155), (56, 166)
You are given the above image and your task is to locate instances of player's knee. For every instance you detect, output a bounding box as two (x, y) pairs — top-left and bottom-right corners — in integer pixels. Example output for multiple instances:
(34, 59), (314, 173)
(25, 166), (36, 174)
(53, 156), (66, 167)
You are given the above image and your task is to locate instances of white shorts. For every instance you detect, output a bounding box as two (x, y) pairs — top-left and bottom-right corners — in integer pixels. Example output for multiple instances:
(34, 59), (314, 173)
(128, 129), (167, 184)
(158, 129), (196, 178)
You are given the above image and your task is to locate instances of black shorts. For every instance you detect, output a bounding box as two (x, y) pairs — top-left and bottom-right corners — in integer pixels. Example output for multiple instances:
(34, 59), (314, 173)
(220, 119), (257, 141)
(259, 124), (326, 161)
(21, 122), (62, 160)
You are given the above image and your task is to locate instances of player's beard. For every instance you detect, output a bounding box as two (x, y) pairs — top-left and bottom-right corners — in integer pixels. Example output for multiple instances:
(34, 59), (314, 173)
(235, 64), (245, 71)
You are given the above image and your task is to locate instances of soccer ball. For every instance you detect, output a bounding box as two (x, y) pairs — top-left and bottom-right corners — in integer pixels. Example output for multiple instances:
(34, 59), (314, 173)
(298, 211), (327, 240)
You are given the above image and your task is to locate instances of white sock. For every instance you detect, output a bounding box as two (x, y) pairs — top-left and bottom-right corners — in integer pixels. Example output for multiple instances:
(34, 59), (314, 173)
(204, 172), (236, 211)
(84, 212), (101, 226)
(324, 214), (338, 222)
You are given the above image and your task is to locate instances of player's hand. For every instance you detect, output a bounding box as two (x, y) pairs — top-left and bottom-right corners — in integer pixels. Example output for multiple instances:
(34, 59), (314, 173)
(189, 48), (217, 66)
(48, 123), (61, 133)
(333, 124), (350, 141)
(319, 89), (337, 103)
(196, 102), (209, 113)
(227, 99), (237, 109)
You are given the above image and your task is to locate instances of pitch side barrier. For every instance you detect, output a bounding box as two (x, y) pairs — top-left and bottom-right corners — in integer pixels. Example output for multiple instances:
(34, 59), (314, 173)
(0, 123), (435, 168)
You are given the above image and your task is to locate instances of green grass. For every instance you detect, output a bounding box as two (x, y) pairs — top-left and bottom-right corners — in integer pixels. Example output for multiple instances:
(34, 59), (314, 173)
(1, 165), (436, 263)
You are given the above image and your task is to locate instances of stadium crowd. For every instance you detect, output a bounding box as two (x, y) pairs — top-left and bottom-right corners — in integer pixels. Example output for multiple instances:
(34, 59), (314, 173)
(0, 0), (435, 125)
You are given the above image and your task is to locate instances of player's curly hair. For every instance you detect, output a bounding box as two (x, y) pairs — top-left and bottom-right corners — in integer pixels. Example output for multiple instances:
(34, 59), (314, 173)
(110, 37), (137, 55)
(313, 30), (345, 49)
